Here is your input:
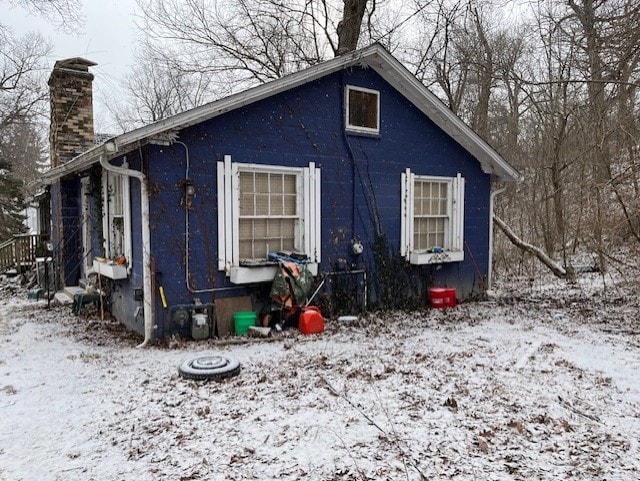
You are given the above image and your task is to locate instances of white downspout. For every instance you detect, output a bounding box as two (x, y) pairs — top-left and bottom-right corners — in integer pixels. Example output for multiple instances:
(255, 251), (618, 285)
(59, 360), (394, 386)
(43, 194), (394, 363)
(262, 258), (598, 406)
(488, 185), (507, 291)
(100, 154), (154, 348)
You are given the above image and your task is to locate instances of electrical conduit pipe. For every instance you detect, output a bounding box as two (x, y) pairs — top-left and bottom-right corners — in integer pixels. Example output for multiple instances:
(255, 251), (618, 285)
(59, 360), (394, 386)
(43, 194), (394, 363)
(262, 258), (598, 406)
(100, 154), (154, 347)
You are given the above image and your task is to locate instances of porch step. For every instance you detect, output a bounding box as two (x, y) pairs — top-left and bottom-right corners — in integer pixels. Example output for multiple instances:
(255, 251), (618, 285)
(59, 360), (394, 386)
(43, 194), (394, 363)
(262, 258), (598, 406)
(54, 291), (73, 305)
(55, 286), (88, 305)
(64, 285), (86, 299)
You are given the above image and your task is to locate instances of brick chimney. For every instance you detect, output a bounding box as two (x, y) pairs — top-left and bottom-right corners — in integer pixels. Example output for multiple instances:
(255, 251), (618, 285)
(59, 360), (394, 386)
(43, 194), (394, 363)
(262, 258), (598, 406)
(48, 58), (97, 167)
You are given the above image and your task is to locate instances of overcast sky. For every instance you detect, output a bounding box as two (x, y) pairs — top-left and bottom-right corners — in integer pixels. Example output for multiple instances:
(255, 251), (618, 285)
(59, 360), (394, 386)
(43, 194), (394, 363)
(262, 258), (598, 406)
(9, 0), (140, 132)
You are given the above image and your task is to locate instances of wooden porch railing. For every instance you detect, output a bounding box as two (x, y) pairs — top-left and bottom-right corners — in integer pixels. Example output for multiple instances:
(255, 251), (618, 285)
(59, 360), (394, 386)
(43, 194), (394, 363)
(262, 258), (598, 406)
(0, 234), (44, 273)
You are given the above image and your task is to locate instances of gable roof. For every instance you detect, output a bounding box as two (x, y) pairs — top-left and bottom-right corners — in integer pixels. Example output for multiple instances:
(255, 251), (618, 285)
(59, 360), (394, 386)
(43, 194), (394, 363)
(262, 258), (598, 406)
(42, 44), (520, 184)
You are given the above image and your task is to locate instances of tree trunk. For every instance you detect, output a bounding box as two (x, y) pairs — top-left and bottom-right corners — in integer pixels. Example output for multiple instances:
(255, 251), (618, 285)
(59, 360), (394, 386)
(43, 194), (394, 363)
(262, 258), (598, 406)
(336, 0), (368, 55)
(494, 215), (568, 278)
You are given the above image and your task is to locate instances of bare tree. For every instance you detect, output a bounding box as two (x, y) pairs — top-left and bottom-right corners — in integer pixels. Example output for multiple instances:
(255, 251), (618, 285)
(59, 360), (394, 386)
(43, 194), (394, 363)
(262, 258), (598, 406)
(4, 0), (82, 32)
(136, 0), (335, 88)
(108, 50), (214, 129)
(0, 0), (81, 238)
(489, 0), (640, 278)
(129, 0), (391, 122)
(0, 32), (49, 119)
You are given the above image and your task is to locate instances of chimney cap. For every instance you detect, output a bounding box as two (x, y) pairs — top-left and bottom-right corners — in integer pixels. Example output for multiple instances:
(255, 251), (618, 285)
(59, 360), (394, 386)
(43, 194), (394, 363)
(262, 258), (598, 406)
(53, 57), (97, 72)
(49, 57), (97, 85)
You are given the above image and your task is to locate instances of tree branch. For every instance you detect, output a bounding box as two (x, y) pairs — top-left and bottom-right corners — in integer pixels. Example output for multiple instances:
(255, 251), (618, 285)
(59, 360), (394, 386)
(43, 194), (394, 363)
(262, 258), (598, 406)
(494, 215), (567, 278)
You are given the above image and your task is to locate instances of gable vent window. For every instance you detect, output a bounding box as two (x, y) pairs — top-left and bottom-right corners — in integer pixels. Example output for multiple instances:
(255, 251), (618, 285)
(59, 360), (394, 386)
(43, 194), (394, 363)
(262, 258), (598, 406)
(401, 169), (465, 264)
(346, 85), (380, 134)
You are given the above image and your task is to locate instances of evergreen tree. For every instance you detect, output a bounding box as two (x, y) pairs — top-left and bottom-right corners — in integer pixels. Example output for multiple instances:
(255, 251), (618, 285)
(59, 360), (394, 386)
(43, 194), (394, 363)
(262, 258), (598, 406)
(0, 139), (27, 241)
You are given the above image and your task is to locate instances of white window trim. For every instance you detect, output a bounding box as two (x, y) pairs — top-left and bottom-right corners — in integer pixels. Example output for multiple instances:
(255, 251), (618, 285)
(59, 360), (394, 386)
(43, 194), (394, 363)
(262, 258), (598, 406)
(401, 169), (465, 265)
(217, 155), (321, 282)
(102, 165), (132, 271)
(80, 177), (93, 276)
(345, 85), (380, 135)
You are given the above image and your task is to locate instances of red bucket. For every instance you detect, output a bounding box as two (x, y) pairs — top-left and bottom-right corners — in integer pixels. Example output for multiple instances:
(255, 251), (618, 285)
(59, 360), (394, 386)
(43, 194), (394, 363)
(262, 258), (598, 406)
(429, 287), (456, 308)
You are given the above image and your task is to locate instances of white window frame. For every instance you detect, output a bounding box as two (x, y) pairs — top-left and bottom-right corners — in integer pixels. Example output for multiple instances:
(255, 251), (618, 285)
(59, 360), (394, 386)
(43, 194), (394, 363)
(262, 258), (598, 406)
(345, 85), (380, 135)
(217, 155), (321, 283)
(401, 169), (465, 265)
(102, 167), (132, 269)
(80, 176), (94, 276)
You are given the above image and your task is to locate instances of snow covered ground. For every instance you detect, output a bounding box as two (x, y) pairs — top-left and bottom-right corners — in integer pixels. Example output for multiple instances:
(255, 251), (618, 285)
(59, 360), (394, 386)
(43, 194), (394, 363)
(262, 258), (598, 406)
(0, 274), (639, 480)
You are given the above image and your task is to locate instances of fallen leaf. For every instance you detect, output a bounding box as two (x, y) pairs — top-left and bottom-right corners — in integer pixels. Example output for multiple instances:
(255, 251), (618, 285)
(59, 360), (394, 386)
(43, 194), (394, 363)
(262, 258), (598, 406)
(560, 419), (573, 432)
(477, 436), (490, 454)
(507, 420), (525, 433)
(444, 396), (458, 410)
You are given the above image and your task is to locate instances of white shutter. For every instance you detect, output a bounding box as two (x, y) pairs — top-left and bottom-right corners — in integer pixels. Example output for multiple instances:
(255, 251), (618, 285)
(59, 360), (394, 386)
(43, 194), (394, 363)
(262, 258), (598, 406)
(302, 162), (321, 263)
(217, 155), (234, 271)
(312, 163), (321, 262)
(400, 168), (414, 259)
(451, 173), (465, 252)
(231, 161), (240, 267)
(303, 165), (311, 257)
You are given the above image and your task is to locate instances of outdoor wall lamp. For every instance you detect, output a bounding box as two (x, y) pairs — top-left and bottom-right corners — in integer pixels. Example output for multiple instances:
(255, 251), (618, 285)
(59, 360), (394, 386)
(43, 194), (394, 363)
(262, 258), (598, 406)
(184, 179), (195, 207)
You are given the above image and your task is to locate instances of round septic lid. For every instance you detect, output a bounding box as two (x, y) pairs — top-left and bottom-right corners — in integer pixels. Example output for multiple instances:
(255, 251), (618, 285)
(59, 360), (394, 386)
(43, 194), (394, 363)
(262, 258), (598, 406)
(178, 355), (241, 380)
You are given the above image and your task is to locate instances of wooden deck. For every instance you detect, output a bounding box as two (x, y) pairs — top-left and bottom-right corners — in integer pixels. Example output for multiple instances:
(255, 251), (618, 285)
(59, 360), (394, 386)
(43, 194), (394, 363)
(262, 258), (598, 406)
(0, 234), (46, 274)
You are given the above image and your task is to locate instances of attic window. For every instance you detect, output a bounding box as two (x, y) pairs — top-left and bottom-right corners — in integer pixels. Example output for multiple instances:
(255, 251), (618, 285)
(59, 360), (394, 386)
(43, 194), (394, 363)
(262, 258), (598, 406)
(345, 85), (380, 134)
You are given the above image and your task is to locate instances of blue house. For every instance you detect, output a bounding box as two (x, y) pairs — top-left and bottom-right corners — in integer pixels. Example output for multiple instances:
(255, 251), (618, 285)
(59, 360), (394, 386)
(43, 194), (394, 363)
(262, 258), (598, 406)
(42, 45), (519, 344)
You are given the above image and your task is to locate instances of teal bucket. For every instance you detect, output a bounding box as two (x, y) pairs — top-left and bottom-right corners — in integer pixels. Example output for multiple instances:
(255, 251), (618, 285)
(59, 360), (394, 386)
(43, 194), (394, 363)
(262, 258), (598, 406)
(233, 311), (256, 335)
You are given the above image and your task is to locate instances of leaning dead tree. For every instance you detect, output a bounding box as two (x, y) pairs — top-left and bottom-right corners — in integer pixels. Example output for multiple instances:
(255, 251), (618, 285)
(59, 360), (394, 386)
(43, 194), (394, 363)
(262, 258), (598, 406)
(494, 215), (568, 279)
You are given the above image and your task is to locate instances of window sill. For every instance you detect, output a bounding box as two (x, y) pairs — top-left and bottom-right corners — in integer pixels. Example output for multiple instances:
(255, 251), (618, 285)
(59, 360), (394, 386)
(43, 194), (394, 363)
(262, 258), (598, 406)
(345, 128), (380, 138)
(229, 263), (319, 284)
(409, 250), (464, 265)
(93, 259), (128, 280)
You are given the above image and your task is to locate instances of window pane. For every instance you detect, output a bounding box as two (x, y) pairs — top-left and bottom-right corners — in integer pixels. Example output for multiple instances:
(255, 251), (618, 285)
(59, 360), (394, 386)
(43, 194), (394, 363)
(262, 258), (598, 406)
(255, 194), (269, 215)
(110, 175), (124, 216)
(239, 219), (253, 239)
(238, 169), (301, 260)
(271, 195), (283, 215)
(272, 174), (283, 193)
(413, 179), (449, 251)
(239, 239), (253, 259)
(348, 89), (378, 130)
(282, 219), (295, 238)
(265, 219), (280, 238)
(255, 173), (269, 193)
(283, 174), (296, 192)
(254, 219), (268, 237)
(239, 193), (254, 215)
(283, 194), (296, 215)
(112, 217), (124, 255)
(239, 171), (254, 191)
(414, 194), (423, 215)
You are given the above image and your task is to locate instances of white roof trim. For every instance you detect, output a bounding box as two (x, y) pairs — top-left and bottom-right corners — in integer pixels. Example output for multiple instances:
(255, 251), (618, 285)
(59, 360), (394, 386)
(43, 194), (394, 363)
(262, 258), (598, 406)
(42, 44), (520, 184)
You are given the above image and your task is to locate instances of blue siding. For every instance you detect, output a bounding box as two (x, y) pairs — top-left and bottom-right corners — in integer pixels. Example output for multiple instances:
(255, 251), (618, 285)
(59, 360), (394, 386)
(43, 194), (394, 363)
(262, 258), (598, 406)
(50, 178), (82, 286)
(109, 67), (492, 337)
